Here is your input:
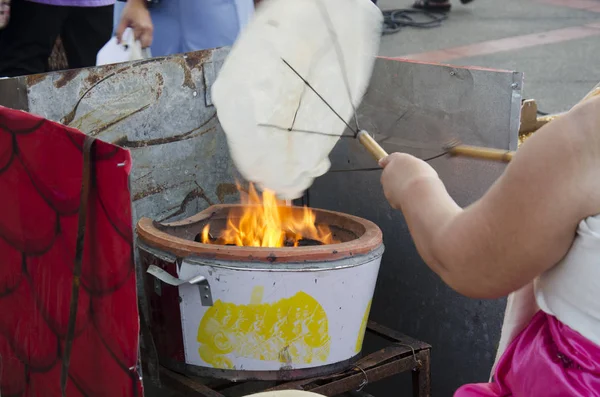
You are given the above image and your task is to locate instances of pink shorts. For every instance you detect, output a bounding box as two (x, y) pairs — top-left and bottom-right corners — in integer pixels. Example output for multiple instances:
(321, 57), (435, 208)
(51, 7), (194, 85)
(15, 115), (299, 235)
(455, 311), (600, 397)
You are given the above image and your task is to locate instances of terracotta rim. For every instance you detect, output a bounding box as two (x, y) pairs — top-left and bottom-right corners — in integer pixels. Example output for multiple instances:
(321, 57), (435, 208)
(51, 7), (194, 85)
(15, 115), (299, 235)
(136, 204), (382, 263)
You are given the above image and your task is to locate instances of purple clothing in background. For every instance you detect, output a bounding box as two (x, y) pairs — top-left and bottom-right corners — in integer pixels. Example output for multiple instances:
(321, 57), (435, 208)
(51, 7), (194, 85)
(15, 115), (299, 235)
(27, 0), (115, 6)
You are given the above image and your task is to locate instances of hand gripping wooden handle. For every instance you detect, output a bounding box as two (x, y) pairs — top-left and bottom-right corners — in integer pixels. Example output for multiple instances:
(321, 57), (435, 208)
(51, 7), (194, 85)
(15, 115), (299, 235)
(357, 130), (388, 162)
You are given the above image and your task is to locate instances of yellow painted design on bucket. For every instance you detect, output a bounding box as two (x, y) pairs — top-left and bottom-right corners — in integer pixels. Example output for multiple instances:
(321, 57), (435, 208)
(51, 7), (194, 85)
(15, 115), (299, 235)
(355, 299), (372, 353)
(197, 287), (331, 369)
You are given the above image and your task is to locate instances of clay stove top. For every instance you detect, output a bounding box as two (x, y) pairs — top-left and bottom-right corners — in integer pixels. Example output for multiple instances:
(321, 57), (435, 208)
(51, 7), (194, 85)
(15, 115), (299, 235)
(136, 204), (382, 263)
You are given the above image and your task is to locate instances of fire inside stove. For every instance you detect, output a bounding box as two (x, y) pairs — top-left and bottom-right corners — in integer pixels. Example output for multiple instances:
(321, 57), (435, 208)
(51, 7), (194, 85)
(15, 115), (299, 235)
(200, 184), (339, 248)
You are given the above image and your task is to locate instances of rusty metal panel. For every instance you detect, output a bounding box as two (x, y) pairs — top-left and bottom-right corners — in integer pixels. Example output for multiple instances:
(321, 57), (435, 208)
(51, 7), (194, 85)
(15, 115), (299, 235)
(2, 48), (239, 224)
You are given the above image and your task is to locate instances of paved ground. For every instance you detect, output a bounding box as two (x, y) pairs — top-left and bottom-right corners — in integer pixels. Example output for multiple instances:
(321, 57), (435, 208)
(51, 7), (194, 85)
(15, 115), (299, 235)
(145, 1), (600, 395)
(378, 0), (600, 113)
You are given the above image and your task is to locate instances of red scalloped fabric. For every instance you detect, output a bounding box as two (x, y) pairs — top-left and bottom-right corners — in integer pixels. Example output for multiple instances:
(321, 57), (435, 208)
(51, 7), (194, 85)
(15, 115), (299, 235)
(0, 106), (142, 397)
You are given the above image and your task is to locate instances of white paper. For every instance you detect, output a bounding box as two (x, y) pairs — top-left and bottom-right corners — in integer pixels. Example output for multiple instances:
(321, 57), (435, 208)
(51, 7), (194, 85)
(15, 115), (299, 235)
(211, 0), (383, 200)
(96, 27), (148, 66)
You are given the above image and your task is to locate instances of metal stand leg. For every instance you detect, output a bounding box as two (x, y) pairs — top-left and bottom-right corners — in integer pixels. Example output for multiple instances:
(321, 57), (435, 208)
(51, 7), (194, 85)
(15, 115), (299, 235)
(412, 350), (431, 397)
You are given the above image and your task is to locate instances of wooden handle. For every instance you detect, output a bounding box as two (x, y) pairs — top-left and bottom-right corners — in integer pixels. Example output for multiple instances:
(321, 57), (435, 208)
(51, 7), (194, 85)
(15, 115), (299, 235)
(357, 130), (388, 162)
(448, 144), (515, 163)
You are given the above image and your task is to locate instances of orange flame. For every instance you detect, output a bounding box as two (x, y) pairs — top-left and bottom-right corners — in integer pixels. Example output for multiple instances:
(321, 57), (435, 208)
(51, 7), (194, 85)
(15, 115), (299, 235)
(201, 183), (337, 248)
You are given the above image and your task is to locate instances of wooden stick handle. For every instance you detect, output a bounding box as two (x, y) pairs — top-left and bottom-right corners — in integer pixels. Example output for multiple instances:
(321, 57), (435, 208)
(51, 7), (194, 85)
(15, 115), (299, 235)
(448, 144), (515, 163)
(357, 130), (389, 162)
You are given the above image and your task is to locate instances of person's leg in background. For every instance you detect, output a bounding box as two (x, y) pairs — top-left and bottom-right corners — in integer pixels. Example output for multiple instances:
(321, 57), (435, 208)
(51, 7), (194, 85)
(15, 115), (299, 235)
(61, 4), (113, 69)
(179, 0), (254, 53)
(0, 0), (67, 77)
(147, 0), (183, 56)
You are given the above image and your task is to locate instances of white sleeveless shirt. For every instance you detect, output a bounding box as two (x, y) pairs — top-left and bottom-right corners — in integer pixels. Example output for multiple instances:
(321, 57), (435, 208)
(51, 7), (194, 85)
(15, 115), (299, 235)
(535, 214), (600, 346)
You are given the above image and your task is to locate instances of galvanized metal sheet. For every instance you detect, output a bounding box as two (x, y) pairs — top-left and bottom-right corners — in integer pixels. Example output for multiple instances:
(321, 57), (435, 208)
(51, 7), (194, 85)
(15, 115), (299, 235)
(2, 48), (240, 225)
(307, 59), (523, 396)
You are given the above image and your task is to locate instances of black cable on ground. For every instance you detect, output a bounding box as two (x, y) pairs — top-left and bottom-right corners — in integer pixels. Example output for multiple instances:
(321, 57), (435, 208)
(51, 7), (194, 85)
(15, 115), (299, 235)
(382, 9), (448, 35)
